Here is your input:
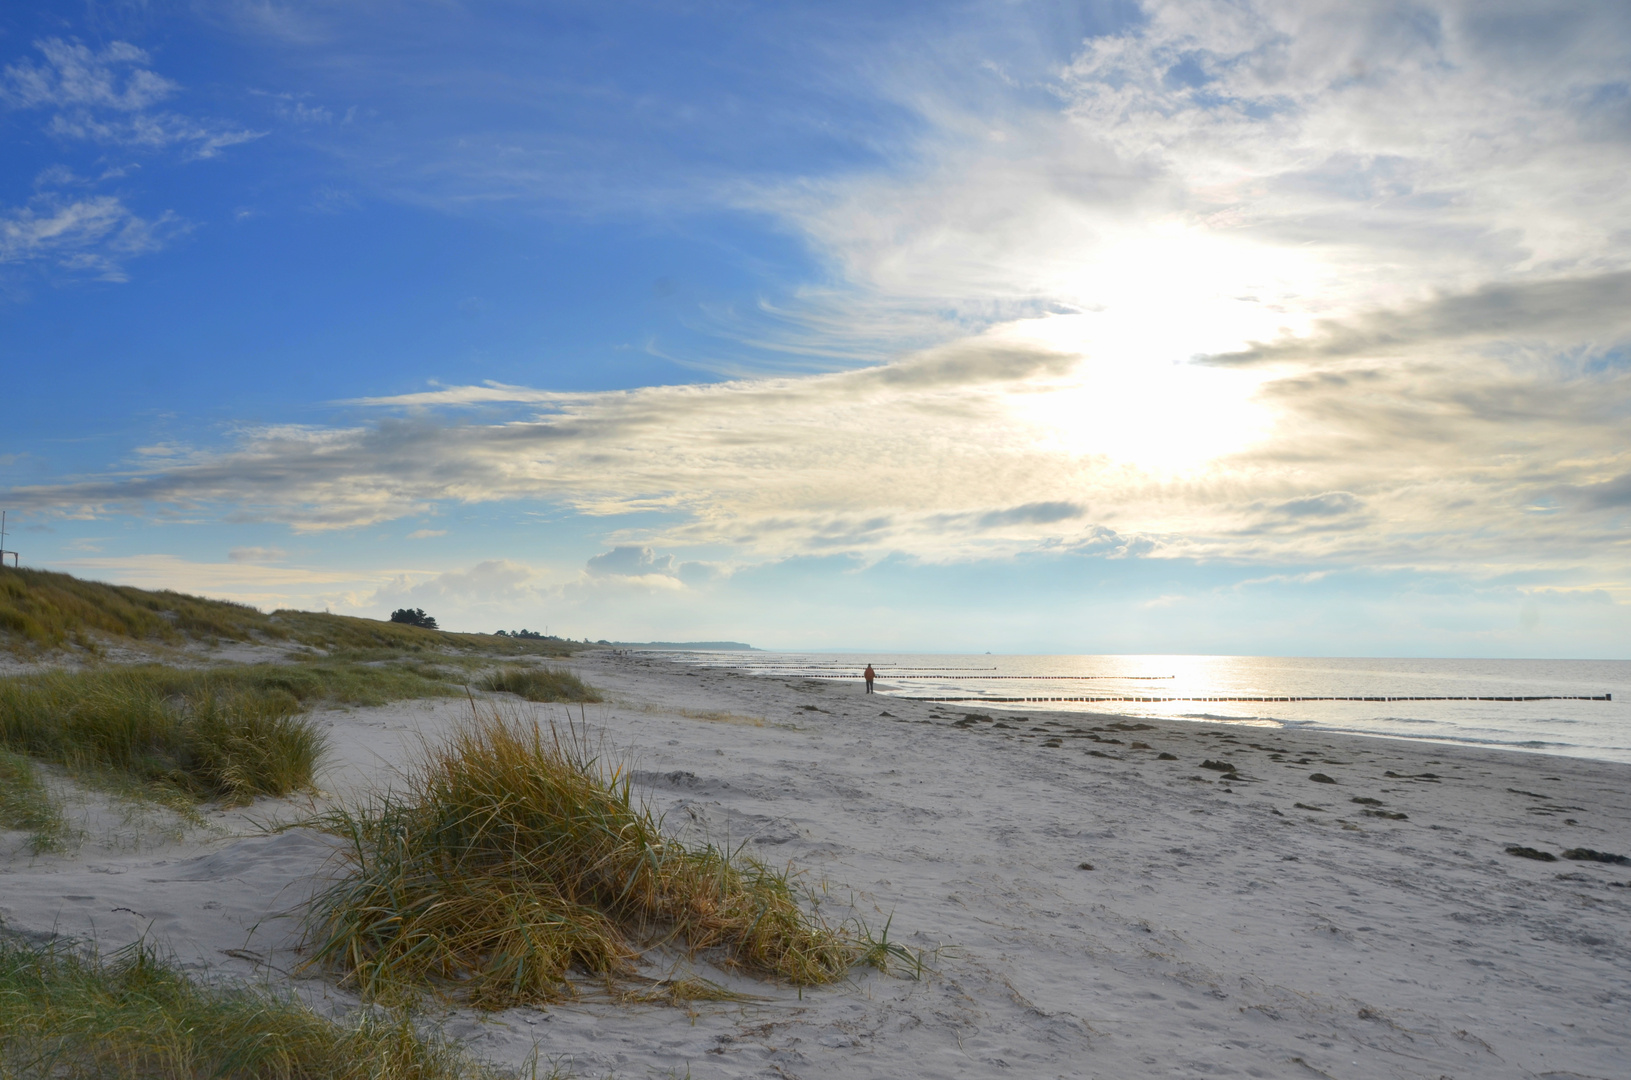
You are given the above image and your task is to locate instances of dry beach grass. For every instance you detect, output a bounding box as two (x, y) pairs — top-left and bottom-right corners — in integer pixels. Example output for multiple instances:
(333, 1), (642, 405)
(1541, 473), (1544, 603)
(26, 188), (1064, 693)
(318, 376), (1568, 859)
(477, 667), (602, 704)
(0, 662), (469, 806)
(304, 703), (856, 1009)
(0, 751), (71, 855)
(0, 937), (508, 1080)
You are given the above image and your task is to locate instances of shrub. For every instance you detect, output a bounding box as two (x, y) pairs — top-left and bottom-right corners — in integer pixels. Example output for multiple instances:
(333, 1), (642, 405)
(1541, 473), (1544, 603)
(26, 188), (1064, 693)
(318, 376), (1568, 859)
(389, 608), (439, 630)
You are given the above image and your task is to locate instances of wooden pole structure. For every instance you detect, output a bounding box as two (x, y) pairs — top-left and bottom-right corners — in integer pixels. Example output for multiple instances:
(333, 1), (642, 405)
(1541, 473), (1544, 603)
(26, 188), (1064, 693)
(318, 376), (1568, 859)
(0, 510), (18, 568)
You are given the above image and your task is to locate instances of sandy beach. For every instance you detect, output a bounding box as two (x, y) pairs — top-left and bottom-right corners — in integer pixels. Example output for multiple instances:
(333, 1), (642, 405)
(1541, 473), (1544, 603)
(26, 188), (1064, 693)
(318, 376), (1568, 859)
(3, 649), (1628, 1079)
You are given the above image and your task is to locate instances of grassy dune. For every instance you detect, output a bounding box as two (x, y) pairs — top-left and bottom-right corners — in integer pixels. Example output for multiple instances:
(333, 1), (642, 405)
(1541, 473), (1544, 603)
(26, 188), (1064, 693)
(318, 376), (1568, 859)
(0, 663), (465, 805)
(0, 937), (509, 1080)
(305, 706), (857, 1008)
(0, 566), (575, 657)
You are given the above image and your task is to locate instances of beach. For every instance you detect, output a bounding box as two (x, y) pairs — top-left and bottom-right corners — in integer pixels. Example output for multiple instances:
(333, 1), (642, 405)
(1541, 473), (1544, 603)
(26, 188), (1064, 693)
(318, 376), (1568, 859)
(3, 649), (1628, 1079)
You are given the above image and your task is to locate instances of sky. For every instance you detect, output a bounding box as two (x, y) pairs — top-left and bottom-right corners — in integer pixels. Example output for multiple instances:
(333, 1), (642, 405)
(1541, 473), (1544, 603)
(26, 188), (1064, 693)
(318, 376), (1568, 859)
(2, 0), (1629, 657)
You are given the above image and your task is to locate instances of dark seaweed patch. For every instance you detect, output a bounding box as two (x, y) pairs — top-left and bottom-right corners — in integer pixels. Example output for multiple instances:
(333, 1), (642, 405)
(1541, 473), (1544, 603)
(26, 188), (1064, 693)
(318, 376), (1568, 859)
(1561, 848), (1630, 865)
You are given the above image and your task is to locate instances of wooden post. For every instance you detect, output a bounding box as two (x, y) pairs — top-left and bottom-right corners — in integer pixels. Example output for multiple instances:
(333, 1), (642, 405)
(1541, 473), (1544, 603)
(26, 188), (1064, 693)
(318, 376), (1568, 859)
(0, 509), (17, 567)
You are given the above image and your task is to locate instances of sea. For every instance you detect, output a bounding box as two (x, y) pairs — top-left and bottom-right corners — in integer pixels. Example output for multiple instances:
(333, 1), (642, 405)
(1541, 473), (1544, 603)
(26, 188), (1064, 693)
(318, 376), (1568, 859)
(653, 652), (1631, 765)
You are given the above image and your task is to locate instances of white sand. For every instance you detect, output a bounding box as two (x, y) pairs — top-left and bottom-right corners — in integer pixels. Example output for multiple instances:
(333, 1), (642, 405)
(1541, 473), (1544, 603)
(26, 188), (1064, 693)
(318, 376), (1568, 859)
(3, 650), (1628, 1079)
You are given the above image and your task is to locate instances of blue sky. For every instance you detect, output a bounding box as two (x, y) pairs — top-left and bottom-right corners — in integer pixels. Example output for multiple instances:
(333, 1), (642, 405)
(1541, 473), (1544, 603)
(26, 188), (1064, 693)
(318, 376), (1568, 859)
(3, 0), (1629, 656)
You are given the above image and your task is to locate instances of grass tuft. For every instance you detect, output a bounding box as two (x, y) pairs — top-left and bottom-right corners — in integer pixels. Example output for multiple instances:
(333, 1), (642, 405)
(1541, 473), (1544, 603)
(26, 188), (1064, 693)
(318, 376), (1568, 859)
(0, 662), (467, 805)
(0, 935), (507, 1079)
(304, 704), (854, 1008)
(852, 914), (927, 980)
(0, 751), (73, 854)
(477, 667), (602, 703)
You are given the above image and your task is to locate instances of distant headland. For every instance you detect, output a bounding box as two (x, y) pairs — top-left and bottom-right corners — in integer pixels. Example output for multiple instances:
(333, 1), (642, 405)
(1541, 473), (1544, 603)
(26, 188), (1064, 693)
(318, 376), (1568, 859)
(613, 640), (760, 651)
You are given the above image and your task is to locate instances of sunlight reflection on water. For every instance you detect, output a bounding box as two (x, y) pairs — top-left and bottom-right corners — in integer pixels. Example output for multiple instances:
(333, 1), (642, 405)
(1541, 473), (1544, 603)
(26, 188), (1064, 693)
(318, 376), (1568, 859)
(671, 652), (1631, 764)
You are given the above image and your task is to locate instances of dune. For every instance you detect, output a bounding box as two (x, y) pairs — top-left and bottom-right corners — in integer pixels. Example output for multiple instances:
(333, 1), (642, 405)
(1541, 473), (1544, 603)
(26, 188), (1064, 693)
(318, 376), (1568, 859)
(3, 647), (1628, 1078)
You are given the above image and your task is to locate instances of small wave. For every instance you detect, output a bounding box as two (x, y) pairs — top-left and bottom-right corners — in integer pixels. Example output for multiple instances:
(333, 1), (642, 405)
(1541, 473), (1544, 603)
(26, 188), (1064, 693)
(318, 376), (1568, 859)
(1177, 712), (1274, 722)
(1316, 726), (1571, 750)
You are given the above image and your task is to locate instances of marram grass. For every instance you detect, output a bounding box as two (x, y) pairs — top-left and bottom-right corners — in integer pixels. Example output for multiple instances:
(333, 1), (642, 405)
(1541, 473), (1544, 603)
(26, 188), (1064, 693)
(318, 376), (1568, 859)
(0, 751), (73, 855)
(477, 667), (602, 704)
(0, 936), (510, 1080)
(0, 662), (461, 805)
(304, 705), (858, 1008)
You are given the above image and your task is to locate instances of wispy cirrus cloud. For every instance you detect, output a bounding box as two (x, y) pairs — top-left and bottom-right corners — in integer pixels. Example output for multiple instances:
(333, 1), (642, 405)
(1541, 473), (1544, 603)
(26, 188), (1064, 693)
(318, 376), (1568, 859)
(2, 38), (263, 159)
(6, 320), (1630, 590)
(0, 39), (177, 111)
(0, 192), (182, 280)
(1, 37), (257, 281)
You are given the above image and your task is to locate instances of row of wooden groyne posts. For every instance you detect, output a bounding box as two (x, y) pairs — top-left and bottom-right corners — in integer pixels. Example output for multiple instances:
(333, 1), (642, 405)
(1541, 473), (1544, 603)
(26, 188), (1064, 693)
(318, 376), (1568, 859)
(901, 693), (1613, 704)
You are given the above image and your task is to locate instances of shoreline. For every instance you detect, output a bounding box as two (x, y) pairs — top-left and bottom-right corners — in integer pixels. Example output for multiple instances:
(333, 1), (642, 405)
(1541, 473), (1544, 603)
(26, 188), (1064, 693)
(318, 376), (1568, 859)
(653, 648), (1631, 766)
(4, 648), (1629, 1078)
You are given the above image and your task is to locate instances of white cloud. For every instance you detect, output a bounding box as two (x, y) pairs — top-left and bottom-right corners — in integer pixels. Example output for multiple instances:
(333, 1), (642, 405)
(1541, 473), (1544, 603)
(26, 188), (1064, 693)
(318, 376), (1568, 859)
(369, 559), (545, 612)
(227, 546), (287, 563)
(749, 1), (1631, 364)
(0, 193), (181, 280)
(1, 39), (177, 111)
(581, 546), (692, 591)
(47, 109), (264, 159)
(2, 37), (263, 159)
(9, 316), (1626, 590)
(586, 546), (676, 578)
(407, 528), (446, 539)
(8, 3), (1631, 600)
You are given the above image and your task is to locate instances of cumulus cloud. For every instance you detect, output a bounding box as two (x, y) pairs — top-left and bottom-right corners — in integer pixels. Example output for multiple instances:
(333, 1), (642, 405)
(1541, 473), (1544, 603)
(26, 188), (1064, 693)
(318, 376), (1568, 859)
(586, 546), (676, 578)
(370, 559), (543, 611)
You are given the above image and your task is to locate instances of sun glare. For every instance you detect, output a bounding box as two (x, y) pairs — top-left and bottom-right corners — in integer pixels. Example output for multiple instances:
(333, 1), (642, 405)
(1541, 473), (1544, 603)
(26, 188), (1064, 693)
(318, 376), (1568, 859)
(982, 221), (1317, 470)
(999, 312), (1275, 471)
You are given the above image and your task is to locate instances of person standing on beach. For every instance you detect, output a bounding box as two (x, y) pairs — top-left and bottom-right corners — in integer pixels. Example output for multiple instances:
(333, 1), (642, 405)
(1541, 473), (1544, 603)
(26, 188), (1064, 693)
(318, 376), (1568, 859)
(864, 664), (876, 693)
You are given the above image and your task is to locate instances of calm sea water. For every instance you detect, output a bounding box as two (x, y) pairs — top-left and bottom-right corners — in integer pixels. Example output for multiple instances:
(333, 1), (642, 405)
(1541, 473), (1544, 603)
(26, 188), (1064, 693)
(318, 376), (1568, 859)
(659, 652), (1631, 764)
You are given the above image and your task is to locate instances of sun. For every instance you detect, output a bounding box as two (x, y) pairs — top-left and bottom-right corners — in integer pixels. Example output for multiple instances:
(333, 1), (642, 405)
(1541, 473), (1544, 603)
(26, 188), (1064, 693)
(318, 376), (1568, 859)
(998, 311), (1276, 471)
